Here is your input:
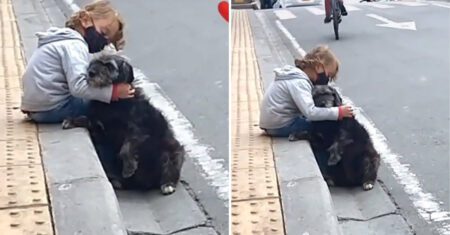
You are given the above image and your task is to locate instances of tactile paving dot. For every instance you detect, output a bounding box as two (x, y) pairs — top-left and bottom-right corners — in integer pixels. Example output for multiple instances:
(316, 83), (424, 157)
(0, 165), (48, 208)
(231, 199), (284, 235)
(0, 206), (53, 235)
(232, 147), (274, 169)
(0, 106), (36, 141)
(0, 139), (40, 166)
(231, 167), (279, 201)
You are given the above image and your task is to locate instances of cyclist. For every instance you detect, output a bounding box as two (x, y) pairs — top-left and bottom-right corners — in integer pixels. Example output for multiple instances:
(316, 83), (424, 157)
(324, 0), (348, 24)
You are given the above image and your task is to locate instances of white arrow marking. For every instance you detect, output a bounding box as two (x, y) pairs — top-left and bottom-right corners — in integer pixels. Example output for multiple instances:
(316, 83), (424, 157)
(367, 13), (416, 30)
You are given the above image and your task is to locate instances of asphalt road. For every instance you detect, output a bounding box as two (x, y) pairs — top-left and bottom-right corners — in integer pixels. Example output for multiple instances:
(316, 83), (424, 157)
(257, 0), (449, 233)
(68, 0), (229, 233)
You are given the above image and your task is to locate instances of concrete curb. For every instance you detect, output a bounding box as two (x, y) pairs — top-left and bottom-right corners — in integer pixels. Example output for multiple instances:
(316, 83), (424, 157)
(247, 10), (342, 235)
(11, 0), (128, 234)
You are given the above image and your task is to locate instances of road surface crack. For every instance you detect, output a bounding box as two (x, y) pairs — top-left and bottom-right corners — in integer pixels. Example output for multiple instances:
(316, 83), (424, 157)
(338, 211), (398, 222)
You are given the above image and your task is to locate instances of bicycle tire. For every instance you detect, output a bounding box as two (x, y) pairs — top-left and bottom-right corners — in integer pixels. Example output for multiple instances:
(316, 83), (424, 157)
(332, 0), (340, 40)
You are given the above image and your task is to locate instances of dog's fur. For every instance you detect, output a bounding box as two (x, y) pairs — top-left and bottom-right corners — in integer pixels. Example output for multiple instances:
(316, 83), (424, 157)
(289, 85), (380, 191)
(63, 54), (185, 195)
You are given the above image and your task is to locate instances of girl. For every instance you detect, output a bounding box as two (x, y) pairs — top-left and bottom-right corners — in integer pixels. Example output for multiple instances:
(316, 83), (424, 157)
(21, 0), (133, 123)
(259, 45), (353, 137)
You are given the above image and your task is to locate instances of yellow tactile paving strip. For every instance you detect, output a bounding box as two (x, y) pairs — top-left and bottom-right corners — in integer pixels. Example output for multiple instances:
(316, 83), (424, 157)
(231, 11), (285, 235)
(0, 0), (54, 234)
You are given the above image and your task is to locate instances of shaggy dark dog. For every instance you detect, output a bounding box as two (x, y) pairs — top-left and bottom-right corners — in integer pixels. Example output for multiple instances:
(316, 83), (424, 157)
(289, 85), (380, 191)
(62, 54), (185, 195)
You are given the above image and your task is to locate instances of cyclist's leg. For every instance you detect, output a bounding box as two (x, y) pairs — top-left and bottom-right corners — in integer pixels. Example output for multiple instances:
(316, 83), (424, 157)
(324, 0), (332, 23)
(339, 0), (348, 15)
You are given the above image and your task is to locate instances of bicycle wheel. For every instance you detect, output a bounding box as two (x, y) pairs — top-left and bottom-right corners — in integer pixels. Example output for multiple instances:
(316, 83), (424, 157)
(332, 0), (340, 40)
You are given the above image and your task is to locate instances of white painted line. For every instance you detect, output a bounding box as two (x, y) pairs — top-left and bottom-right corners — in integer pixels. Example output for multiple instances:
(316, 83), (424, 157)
(67, 1), (229, 203)
(305, 6), (325, 15)
(390, 1), (428, 7)
(275, 20), (306, 57)
(305, 5), (360, 15)
(274, 9), (297, 20)
(335, 89), (450, 235)
(133, 70), (229, 202)
(297, 0), (316, 3)
(365, 3), (395, 9)
(62, 0), (80, 12)
(345, 5), (362, 11)
(432, 2), (450, 9)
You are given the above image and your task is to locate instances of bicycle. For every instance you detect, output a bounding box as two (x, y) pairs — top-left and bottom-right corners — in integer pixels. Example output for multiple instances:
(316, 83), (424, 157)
(330, 0), (342, 40)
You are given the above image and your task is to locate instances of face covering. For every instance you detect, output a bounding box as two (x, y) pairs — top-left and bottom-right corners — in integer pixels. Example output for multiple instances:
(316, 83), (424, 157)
(84, 26), (109, 53)
(315, 72), (330, 85)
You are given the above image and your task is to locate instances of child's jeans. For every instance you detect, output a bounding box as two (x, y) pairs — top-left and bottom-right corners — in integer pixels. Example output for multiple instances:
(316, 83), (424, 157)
(263, 117), (311, 137)
(27, 96), (90, 123)
(263, 117), (329, 175)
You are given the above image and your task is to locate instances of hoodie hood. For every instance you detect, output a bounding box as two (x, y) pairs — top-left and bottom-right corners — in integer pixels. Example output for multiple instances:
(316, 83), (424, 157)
(273, 65), (309, 81)
(36, 27), (86, 48)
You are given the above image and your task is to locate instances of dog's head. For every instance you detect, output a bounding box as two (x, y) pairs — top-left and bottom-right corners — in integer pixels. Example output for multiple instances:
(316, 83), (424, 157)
(312, 85), (343, 108)
(86, 54), (134, 87)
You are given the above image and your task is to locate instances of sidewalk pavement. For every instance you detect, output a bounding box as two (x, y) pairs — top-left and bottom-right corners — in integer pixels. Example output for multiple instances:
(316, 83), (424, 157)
(231, 10), (285, 235)
(0, 0), (54, 234)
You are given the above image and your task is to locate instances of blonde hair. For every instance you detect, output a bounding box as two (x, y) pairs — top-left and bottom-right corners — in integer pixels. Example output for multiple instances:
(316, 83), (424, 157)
(65, 0), (125, 50)
(294, 45), (340, 80)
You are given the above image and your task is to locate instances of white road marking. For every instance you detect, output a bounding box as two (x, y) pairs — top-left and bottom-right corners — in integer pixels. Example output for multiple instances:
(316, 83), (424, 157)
(345, 5), (362, 11)
(431, 2), (450, 8)
(62, 0), (80, 12)
(274, 9), (297, 20)
(305, 6), (325, 15)
(134, 70), (229, 202)
(67, 2), (229, 203)
(367, 13), (417, 30)
(277, 27), (450, 233)
(304, 5), (360, 15)
(275, 20), (306, 57)
(364, 2), (394, 9)
(389, 1), (428, 7)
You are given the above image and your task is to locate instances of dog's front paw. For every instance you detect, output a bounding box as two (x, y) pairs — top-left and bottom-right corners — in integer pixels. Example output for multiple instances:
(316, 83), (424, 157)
(363, 182), (374, 191)
(61, 118), (75, 129)
(160, 184), (176, 195)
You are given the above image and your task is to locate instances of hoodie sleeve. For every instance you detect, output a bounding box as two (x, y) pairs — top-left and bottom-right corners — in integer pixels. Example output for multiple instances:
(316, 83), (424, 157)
(60, 40), (113, 103)
(287, 79), (339, 121)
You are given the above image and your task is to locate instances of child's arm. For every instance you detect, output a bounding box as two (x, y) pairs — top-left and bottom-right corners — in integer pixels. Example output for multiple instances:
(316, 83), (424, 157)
(60, 41), (114, 103)
(287, 79), (340, 121)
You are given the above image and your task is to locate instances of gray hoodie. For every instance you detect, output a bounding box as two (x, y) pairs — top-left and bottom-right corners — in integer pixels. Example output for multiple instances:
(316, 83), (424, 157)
(21, 27), (113, 112)
(259, 65), (339, 130)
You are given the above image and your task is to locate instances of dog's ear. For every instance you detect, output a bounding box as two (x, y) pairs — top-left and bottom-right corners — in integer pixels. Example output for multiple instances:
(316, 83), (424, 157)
(118, 60), (135, 84)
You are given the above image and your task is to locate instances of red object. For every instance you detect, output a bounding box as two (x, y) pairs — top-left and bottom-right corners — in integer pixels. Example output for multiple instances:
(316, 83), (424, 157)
(111, 84), (120, 101)
(338, 106), (343, 120)
(218, 1), (229, 22)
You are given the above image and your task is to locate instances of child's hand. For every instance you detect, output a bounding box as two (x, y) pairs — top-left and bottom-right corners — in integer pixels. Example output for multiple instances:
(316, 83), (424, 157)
(338, 105), (354, 119)
(112, 83), (135, 100)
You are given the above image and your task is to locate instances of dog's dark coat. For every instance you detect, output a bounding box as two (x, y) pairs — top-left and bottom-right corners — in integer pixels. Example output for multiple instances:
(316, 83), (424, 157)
(63, 54), (184, 194)
(290, 85), (380, 190)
